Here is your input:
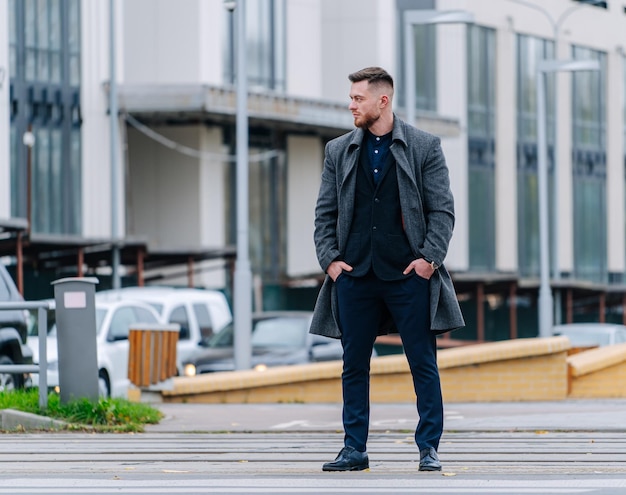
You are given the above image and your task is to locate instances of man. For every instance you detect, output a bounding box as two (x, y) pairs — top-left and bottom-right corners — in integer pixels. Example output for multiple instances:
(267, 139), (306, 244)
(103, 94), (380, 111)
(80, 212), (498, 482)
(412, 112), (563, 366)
(310, 67), (464, 472)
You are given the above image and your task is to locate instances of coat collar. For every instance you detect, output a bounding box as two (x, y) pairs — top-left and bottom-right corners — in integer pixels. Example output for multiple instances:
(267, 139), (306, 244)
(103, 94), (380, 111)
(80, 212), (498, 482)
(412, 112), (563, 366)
(348, 114), (407, 150)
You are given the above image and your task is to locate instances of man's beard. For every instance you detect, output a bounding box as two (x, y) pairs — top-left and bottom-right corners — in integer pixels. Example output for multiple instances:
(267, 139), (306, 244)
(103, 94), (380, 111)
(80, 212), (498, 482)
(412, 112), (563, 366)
(354, 112), (380, 129)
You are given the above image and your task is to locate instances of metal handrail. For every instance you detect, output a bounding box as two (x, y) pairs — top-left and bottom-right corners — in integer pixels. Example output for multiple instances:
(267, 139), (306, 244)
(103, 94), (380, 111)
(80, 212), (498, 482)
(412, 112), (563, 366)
(0, 301), (49, 408)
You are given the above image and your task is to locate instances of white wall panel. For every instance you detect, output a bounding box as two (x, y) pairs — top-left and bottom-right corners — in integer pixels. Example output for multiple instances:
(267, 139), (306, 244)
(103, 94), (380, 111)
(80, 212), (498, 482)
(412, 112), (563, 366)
(437, 24), (469, 271)
(81, 0), (115, 237)
(287, 0), (322, 98)
(123, 0), (202, 83)
(495, 25), (518, 272)
(286, 135), (322, 277)
(127, 125), (201, 248)
(0, 0), (9, 217)
(607, 53), (625, 273)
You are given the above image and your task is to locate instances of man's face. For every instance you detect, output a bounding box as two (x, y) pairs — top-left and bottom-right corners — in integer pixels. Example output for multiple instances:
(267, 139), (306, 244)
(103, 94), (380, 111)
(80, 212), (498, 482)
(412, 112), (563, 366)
(348, 80), (382, 129)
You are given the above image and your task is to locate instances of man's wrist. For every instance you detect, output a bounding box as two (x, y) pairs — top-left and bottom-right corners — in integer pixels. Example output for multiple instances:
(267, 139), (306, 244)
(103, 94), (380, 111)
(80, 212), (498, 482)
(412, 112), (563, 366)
(424, 258), (439, 270)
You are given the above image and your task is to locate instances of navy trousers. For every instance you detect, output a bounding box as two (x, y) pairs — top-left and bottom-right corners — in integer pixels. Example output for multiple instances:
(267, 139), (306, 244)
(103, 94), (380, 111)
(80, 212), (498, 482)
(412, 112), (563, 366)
(335, 270), (443, 453)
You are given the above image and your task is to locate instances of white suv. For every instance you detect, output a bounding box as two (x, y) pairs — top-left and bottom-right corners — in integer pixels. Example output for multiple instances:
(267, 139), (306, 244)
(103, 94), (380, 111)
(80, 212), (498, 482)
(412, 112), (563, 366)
(96, 287), (232, 375)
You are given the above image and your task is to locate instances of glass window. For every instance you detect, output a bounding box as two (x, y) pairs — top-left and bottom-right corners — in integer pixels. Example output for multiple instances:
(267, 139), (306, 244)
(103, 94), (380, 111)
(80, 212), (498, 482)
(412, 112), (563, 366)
(68, 0), (81, 86)
(33, 127), (50, 233)
(251, 317), (307, 348)
(402, 24), (436, 112)
(9, 127), (20, 220)
(169, 306), (191, 341)
(571, 46), (606, 283)
(396, 2), (437, 112)
(108, 307), (137, 341)
(247, 149), (286, 281)
(224, 0), (286, 91)
(132, 307), (158, 325)
(467, 25), (496, 271)
(36, 0), (49, 82)
(9, 0), (82, 235)
(50, 0), (62, 83)
(50, 129), (63, 233)
(192, 303), (214, 341)
(516, 35), (555, 277)
(8, 0), (17, 76)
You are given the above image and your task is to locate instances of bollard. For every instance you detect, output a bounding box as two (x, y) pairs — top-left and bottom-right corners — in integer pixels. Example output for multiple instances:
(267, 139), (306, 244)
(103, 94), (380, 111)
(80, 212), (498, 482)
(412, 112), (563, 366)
(52, 277), (99, 403)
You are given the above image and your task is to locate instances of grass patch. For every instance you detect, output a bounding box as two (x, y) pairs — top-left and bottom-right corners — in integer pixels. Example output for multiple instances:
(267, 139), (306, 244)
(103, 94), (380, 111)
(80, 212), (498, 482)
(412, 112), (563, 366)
(0, 389), (162, 432)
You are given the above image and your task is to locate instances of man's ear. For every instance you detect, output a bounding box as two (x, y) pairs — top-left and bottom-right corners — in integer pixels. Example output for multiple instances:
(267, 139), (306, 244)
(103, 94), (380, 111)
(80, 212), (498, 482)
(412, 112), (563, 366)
(380, 94), (390, 108)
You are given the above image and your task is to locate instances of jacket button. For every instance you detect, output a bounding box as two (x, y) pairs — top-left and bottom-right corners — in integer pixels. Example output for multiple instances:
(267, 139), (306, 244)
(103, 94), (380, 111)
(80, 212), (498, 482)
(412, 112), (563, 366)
(374, 198), (380, 203)
(373, 226), (377, 230)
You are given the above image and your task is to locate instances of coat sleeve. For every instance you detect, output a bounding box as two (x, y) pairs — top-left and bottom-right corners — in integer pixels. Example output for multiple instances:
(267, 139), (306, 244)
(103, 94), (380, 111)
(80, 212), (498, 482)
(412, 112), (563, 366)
(419, 137), (455, 267)
(314, 141), (342, 273)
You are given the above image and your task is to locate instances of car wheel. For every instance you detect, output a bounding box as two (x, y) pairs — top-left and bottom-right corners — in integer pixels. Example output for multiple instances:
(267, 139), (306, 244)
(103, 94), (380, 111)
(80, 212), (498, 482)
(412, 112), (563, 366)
(0, 355), (25, 391)
(98, 372), (111, 398)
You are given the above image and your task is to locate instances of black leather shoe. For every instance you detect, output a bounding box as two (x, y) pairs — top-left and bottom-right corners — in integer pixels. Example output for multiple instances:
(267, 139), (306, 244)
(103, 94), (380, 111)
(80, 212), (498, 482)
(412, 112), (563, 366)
(419, 447), (441, 471)
(322, 446), (369, 472)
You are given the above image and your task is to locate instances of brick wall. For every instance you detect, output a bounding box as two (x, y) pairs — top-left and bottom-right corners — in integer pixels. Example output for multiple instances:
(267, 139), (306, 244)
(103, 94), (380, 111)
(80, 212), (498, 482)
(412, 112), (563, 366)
(567, 343), (626, 398)
(160, 336), (576, 403)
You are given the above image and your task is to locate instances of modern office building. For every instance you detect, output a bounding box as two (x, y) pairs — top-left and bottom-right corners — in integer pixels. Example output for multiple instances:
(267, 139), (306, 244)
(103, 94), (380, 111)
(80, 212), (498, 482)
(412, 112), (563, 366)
(1, 0), (625, 341)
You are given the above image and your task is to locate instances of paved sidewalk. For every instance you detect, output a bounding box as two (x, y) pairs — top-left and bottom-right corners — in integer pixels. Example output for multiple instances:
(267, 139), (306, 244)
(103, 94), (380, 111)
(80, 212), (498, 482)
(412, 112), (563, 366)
(1, 399), (626, 494)
(146, 398), (626, 433)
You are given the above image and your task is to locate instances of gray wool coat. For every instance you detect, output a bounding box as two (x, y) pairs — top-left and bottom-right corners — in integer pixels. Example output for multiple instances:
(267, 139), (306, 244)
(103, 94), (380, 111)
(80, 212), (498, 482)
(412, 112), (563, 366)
(310, 115), (465, 339)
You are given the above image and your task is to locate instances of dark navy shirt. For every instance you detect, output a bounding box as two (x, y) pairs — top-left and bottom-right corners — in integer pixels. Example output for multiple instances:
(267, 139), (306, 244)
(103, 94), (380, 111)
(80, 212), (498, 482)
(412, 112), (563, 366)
(365, 129), (393, 185)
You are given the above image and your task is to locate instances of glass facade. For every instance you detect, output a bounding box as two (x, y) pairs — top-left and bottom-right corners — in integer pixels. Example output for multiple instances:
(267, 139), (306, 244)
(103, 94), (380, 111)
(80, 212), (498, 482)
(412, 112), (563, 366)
(571, 46), (607, 283)
(248, 150), (286, 283)
(224, 0), (286, 91)
(516, 35), (555, 278)
(225, 134), (286, 286)
(9, 0), (82, 235)
(396, 0), (437, 112)
(467, 25), (496, 271)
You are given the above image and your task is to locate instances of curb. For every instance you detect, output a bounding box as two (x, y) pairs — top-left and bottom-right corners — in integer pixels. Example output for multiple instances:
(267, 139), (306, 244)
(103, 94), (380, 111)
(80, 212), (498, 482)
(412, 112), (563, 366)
(0, 408), (67, 431)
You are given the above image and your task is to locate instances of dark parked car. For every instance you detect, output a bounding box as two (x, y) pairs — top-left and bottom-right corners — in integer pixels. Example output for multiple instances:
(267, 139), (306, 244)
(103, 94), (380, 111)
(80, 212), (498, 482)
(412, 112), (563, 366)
(186, 311), (344, 374)
(0, 264), (33, 390)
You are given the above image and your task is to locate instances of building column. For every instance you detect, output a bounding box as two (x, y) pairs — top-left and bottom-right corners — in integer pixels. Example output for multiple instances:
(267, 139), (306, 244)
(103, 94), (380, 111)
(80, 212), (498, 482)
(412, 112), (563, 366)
(437, 23), (469, 271)
(0, 2), (11, 217)
(495, 24), (518, 272)
(606, 52), (625, 278)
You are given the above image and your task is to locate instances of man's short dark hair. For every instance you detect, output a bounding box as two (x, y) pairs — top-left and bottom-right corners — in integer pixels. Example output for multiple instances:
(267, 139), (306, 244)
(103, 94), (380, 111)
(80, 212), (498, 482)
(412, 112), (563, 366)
(348, 67), (394, 90)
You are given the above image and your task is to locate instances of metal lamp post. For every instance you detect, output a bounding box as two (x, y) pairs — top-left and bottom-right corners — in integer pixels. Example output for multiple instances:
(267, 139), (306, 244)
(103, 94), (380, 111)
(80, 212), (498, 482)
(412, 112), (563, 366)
(231, 0), (252, 370)
(536, 59), (600, 338)
(507, 0), (605, 325)
(403, 9), (474, 126)
(109, 0), (121, 289)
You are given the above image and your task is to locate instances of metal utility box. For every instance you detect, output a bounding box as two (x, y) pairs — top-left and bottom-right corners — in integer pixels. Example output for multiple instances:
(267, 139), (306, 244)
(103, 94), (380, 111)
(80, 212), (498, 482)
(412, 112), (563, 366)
(52, 277), (99, 403)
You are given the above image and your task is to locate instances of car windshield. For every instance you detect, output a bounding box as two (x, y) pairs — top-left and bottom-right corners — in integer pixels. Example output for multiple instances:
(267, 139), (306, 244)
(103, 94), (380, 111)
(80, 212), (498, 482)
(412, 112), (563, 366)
(95, 308), (107, 334)
(250, 317), (307, 348)
(206, 323), (234, 348)
(205, 316), (309, 349)
(146, 302), (164, 315)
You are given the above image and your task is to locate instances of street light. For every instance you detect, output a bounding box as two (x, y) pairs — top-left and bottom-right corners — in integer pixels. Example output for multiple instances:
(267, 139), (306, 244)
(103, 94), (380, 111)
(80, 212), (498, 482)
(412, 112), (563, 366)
(536, 59), (600, 338)
(507, 0), (605, 323)
(403, 10), (474, 126)
(231, 0), (253, 370)
(109, 0), (121, 289)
